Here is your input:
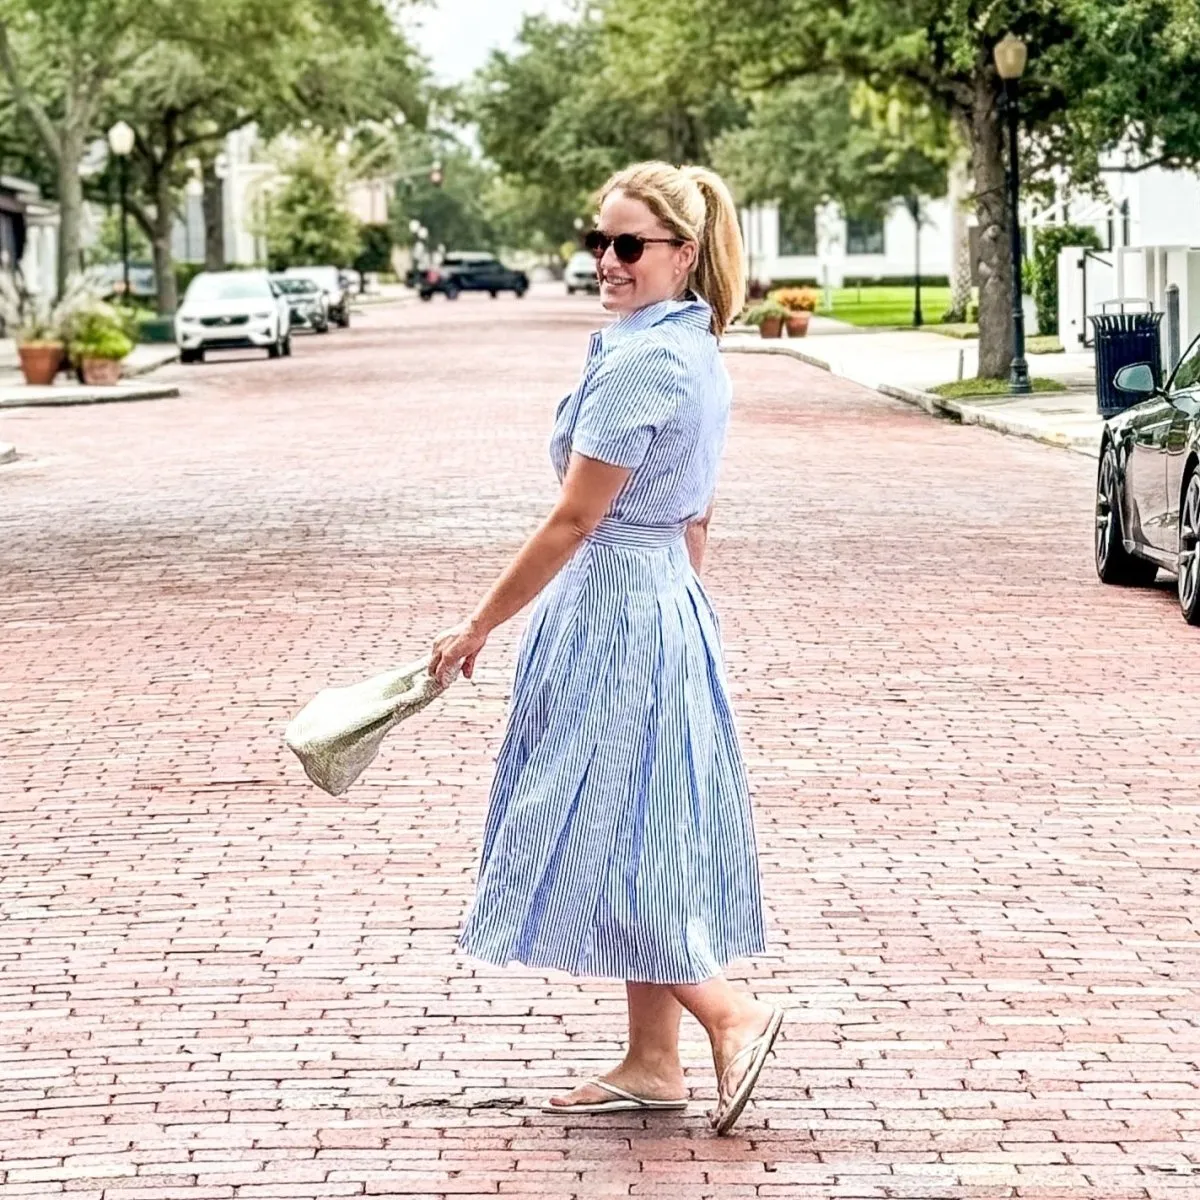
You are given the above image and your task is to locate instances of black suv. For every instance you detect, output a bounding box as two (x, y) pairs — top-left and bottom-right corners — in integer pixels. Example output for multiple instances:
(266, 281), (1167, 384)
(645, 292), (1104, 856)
(419, 252), (528, 300)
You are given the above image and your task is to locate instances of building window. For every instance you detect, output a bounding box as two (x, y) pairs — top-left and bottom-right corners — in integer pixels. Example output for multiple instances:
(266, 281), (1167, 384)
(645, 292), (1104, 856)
(846, 216), (885, 256)
(779, 204), (817, 256)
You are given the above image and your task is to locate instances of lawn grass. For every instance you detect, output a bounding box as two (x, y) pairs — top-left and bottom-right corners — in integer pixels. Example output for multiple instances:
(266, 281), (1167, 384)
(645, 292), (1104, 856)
(818, 285), (952, 327)
(1027, 334), (1064, 354)
(929, 377), (1067, 399)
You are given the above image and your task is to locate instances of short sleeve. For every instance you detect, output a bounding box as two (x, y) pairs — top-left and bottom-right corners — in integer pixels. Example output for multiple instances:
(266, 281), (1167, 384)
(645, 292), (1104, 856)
(572, 340), (686, 469)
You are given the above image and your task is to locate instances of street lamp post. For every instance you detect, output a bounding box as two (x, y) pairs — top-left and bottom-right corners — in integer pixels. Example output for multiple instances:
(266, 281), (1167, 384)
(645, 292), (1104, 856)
(994, 32), (1031, 395)
(107, 121), (135, 300)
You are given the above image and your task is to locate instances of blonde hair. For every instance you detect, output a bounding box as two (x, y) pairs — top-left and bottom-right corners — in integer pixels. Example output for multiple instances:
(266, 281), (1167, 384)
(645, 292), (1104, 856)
(596, 161), (746, 337)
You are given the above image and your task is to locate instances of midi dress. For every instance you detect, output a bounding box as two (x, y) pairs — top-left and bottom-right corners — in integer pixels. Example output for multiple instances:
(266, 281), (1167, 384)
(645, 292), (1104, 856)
(458, 295), (766, 985)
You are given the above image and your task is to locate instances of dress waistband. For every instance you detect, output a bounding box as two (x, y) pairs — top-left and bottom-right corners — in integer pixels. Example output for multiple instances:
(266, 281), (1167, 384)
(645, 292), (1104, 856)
(588, 517), (687, 548)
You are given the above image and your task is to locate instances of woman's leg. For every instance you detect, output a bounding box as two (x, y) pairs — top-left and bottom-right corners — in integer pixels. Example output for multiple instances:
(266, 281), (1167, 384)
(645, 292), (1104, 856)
(669, 977), (777, 1116)
(548, 981), (688, 1107)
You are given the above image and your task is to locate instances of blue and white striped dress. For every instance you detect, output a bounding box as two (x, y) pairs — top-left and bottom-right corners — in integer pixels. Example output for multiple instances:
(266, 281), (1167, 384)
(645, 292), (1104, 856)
(459, 295), (766, 984)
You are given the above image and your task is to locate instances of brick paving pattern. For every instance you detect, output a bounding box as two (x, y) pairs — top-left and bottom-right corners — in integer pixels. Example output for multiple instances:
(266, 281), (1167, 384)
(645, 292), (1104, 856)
(1, 292), (1198, 1199)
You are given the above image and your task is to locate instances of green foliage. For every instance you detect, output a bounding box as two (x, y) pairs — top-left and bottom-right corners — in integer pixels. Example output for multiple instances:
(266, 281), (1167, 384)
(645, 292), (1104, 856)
(85, 207), (153, 267)
(174, 261), (205, 297)
(1030, 223), (1103, 336)
(262, 140), (360, 269)
(743, 299), (789, 325)
(354, 223), (392, 273)
(712, 75), (948, 218)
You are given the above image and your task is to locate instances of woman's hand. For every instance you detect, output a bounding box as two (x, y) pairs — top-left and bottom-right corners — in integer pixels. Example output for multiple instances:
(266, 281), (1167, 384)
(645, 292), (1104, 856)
(430, 618), (488, 685)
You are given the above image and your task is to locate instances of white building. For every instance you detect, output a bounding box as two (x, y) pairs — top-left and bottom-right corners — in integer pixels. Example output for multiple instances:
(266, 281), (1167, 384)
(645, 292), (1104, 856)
(1051, 163), (1200, 354)
(741, 197), (953, 288)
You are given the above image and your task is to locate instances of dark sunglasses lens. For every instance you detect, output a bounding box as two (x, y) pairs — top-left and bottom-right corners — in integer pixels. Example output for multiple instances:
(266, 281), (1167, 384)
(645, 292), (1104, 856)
(613, 235), (645, 264)
(584, 230), (608, 257)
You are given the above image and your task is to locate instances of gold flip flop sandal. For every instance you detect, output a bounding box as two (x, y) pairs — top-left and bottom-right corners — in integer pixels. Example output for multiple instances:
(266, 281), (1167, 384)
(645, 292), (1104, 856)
(542, 1078), (689, 1115)
(712, 1007), (785, 1135)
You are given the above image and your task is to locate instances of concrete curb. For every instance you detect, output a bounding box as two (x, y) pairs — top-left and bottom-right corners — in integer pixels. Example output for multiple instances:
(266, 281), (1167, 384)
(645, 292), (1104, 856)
(125, 349), (180, 377)
(721, 339), (832, 372)
(878, 383), (1101, 458)
(0, 381), (180, 409)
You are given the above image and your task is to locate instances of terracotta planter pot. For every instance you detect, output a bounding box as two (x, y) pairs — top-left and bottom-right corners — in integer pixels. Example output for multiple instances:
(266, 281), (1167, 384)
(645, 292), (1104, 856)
(785, 312), (811, 338)
(18, 342), (65, 386)
(759, 316), (784, 339)
(81, 357), (123, 386)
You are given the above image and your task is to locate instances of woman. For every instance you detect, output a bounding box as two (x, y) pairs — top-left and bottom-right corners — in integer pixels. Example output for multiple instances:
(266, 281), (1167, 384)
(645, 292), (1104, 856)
(430, 161), (782, 1135)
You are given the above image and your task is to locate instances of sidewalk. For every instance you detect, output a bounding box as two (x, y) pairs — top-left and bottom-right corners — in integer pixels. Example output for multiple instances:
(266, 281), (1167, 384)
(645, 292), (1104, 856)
(724, 316), (1103, 457)
(0, 342), (180, 463)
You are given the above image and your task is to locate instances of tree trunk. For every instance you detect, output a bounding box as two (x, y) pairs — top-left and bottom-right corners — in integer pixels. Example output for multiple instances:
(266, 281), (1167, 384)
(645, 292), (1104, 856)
(969, 67), (1013, 379)
(56, 132), (85, 292)
(945, 134), (973, 323)
(152, 169), (178, 316)
(201, 157), (225, 271)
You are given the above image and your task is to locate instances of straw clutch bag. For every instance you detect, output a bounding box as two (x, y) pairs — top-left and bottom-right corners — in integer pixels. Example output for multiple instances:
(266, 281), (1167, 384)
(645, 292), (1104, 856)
(285, 657), (458, 796)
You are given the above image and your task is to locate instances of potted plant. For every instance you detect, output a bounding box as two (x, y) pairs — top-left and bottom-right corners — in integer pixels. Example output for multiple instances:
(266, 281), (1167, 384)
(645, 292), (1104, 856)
(0, 271), (105, 385)
(66, 306), (134, 386)
(770, 287), (819, 337)
(73, 327), (133, 385)
(743, 299), (788, 339)
(0, 272), (66, 384)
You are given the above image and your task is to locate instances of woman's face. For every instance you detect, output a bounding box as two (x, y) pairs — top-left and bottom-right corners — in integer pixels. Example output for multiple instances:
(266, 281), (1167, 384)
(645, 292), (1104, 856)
(594, 190), (697, 316)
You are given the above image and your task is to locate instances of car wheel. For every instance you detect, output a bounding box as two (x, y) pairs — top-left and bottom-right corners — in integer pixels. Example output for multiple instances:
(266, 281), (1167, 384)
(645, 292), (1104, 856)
(514, 287), (526, 299)
(1095, 443), (1158, 586)
(338, 310), (350, 328)
(419, 292), (433, 302)
(283, 333), (292, 357)
(316, 320), (329, 334)
(445, 286), (460, 301)
(267, 329), (282, 359)
(1178, 470), (1200, 623)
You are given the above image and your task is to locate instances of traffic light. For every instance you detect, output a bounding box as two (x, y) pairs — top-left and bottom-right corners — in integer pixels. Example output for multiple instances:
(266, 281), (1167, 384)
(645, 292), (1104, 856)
(429, 161), (443, 187)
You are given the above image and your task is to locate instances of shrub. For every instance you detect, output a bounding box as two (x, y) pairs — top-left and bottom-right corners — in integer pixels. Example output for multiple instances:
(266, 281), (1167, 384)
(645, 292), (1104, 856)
(354, 223), (393, 274)
(769, 286), (819, 313)
(65, 304), (135, 364)
(74, 327), (133, 361)
(1030, 223), (1103, 336)
(742, 299), (789, 326)
(174, 262), (205, 298)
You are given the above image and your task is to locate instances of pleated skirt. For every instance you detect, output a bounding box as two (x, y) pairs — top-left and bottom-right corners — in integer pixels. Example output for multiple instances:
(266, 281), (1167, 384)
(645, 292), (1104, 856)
(458, 522), (766, 984)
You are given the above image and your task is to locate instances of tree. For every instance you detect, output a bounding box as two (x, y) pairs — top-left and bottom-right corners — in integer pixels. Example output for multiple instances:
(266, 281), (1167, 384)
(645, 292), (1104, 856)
(698, 0), (1200, 378)
(262, 139), (360, 270)
(104, 0), (426, 311)
(0, 0), (170, 289)
(711, 75), (948, 222)
(471, 6), (745, 253)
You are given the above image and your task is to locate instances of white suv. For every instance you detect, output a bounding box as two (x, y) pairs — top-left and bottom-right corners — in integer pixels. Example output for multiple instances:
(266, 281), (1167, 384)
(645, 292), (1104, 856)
(175, 271), (292, 363)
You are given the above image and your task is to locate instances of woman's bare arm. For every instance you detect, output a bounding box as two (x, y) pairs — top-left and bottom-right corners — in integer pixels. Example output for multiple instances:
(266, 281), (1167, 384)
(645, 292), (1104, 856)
(430, 453), (631, 681)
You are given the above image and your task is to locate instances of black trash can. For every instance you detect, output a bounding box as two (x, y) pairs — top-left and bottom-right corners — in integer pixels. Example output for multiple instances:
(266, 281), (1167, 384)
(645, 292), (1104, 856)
(1089, 304), (1164, 418)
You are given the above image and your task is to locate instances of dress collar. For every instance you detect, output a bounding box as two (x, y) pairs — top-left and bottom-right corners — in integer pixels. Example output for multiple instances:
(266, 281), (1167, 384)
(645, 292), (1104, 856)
(600, 293), (712, 349)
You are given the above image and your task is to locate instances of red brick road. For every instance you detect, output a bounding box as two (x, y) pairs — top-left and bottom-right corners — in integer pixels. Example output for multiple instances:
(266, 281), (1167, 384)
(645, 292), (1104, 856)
(1, 291), (1198, 1199)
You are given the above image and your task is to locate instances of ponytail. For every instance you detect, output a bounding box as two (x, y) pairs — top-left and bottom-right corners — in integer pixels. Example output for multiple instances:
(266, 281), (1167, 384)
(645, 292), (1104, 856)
(597, 161), (747, 337)
(680, 166), (746, 337)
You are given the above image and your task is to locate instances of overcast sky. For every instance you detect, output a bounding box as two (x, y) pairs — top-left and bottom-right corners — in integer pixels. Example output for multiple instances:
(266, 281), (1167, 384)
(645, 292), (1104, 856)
(405, 0), (575, 85)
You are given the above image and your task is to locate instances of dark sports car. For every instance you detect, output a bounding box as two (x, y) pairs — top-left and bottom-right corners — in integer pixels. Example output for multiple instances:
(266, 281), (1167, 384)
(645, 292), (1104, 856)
(1096, 332), (1200, 621)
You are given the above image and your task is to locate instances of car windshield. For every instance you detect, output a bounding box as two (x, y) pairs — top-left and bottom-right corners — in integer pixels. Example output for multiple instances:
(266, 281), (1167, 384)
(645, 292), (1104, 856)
(273, 279), (317, 295)
(187, 274), (271, 302)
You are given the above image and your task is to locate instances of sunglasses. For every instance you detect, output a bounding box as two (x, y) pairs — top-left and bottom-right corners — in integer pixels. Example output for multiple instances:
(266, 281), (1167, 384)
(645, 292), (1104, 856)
(584, 229), (684, 264)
